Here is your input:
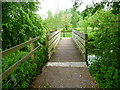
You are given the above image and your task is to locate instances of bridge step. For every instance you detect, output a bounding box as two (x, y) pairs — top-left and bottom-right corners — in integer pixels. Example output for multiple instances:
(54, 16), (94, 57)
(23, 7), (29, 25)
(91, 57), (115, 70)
(46, 62), (87, 67)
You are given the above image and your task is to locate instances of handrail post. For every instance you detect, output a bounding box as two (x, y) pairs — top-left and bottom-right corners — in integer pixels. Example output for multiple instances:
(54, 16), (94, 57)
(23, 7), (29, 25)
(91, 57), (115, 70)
(45, 35), (48, 60)
(30, 37), (35, 63)
(85, 34), (88, 66)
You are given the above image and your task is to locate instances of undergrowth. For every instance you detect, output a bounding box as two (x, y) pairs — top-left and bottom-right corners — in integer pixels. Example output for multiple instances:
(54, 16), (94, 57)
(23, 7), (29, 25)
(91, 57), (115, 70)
(2, 46), (47, 88)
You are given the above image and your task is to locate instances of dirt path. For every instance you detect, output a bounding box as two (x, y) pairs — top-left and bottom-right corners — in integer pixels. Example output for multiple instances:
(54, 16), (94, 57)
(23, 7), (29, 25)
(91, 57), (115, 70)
(32, 38), (97, 88)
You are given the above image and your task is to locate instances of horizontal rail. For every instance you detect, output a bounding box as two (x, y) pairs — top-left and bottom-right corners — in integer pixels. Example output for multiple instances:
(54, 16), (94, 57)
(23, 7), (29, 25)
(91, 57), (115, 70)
(48, 33), (60, 47)
(72, 30), (88, 63)
(1, 36), (40, 58)
(61, 31), (72, 32)
(48, 34), (60, 54)
(48, 31), (60, 40)
(2, 45), (41, 79)
(2, 35), (41, 79)
(72, 32), (85, 46)
(48, 36), (60, 59)
(72, 30), (85, 39)
(73, 36), (85, 54)
(46, 30), (61, 60)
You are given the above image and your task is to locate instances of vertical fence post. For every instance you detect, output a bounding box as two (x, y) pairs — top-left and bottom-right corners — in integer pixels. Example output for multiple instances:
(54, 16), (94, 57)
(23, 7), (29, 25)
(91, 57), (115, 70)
(45, 34), (48, 60)
(59, 31), (61, 43)
(63, 28), (65, 37)
(30, 37), (34, 63)
(85, 34), (88, 66)
(72, 30), (74, 39)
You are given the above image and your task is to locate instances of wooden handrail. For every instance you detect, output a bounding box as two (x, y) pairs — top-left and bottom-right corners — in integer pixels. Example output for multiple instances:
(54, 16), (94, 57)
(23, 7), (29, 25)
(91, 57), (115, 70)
(2, 36), (41, 79)
(2, 45), (41, 79)
(72, 30), (85, 39)
(48, 31), (60, 40)
(46, 30), (61, 60)
(72, 30), (88, 65)
(1, 36), (40, 58)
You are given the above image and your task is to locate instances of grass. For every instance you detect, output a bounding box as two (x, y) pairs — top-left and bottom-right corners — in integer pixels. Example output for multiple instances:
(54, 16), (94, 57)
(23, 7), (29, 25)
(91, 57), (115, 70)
(61, 32), (72, 37)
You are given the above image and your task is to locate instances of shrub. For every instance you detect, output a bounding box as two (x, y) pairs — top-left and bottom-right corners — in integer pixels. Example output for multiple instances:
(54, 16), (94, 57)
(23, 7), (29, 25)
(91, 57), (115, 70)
(2, 46), (47, 88)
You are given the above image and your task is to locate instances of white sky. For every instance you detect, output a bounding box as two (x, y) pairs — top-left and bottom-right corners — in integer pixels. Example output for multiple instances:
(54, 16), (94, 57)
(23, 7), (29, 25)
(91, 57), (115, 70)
(37, 0), (102, 19)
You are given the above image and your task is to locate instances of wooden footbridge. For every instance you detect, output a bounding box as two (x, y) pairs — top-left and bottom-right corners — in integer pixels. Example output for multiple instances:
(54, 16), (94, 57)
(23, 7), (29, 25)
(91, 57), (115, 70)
(1, 30), (97, 88)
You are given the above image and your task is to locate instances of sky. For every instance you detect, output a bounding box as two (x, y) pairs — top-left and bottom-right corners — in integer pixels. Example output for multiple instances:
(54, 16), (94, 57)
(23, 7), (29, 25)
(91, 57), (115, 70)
(37, 0), (102, 19)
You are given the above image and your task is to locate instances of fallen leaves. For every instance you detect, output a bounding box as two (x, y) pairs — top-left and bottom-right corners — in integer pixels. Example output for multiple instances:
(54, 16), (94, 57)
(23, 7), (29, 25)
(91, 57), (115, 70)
(45, 71), (47, 72)
(80, 75), (82, 77)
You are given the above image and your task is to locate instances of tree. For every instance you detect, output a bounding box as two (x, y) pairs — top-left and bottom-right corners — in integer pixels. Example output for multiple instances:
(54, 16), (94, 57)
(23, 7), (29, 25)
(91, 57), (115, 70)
(2, 2), (45, 50)
(72, 0), (120, 88)
(70, 7), (80, 28)
(45, 10), (72, 32)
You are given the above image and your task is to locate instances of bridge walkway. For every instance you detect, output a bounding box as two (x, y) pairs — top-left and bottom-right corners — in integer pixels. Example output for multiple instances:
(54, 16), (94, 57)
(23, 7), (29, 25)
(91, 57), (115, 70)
(32, 38), (97, 88)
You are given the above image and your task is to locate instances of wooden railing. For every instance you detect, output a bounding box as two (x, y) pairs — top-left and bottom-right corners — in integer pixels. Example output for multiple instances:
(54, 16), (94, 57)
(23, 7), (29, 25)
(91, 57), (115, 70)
(61, 31), (72, 37)
(46, 30), (61, 60)
(72, 30), (88, 64)
(49, 31), (72, 37)
(1, 36), (42, 79)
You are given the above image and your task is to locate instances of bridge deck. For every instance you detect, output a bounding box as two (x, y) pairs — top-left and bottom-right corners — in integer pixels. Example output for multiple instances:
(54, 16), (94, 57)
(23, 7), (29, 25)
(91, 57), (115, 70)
(50, 38), (84, 62)
(32, 38), (97, 88)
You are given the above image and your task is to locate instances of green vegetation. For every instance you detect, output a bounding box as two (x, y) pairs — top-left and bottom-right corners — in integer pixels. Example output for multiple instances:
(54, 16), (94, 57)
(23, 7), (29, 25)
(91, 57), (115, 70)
(2, 46), (47, 88)
(2, 2), (47, 88)
(61, 32), (72, 37)
(72, 1), (120, 88)
(2, 1), (120, 89)
(45, 10), (72, 33)
(2, 2), (45, 50)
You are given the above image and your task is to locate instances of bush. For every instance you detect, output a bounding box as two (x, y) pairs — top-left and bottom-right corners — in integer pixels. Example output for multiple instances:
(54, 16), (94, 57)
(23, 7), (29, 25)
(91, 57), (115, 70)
(87, 10), (120, 88)
(2, 46), (47, 88)
(88, 31), (96, 54)
(89, 61), (120, 88)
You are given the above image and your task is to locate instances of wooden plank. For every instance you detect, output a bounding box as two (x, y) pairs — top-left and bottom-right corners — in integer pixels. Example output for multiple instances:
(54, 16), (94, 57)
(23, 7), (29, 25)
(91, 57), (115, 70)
(47, 31), (60, 59)
(1, 36), (40, 58)
(48, 33), (60, 47)
(72, 30), (84, 38)
(61, 31), (72, 32)
(48, 36), (60, 59)
(72, 32), (85, 46)
(72, 31), (88, 62)
(85, 34), (88, 65)
(48, 31), (60, 40)
(72, 32), (85, 52)
(72, 30), (85, 39)
(73, 40), (85, 59)
(48, 34), (60, 53)
(45, 35), (49, 60)
(2, 45), (41, 80)
(72, 33), (86, 59)
(48, 36), (59, 53)
(78, 41), (85, 54)
(48, 34), (60, 58)
(73, 37), (85, 54)
(45, 35), (49, 48)
(73, 38), (85, 60)
(48, 33), (59, 46)
(30, 37), (35, 63)
(48, 38), (60, 59)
